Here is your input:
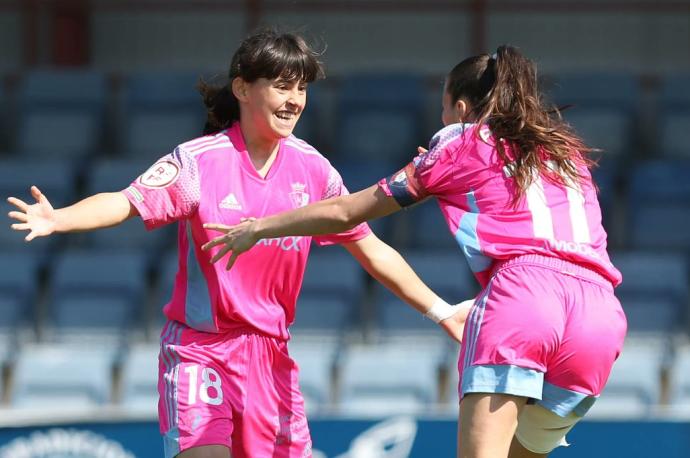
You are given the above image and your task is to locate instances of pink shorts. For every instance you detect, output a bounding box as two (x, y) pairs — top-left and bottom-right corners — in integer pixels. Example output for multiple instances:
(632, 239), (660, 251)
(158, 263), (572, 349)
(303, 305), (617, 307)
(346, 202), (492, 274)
(459, 254), (627, 417)
(158, 321), (312, 458)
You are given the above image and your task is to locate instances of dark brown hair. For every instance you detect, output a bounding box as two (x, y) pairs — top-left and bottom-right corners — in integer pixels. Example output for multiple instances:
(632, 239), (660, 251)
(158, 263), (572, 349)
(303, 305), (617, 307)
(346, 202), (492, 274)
(446, 45), (595, 203)
(198, 29), (325, 135)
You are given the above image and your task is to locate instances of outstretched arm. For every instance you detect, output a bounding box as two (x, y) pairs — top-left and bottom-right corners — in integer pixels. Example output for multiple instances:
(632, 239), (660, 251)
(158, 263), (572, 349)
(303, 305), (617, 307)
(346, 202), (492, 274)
(343, 233), (472, 343)
(7, 186), (137, 241)
(203, 184), (400, 268)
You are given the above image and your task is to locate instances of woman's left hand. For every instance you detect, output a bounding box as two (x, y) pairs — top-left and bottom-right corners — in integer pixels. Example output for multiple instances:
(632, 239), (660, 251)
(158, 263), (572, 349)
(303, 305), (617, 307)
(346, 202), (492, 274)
(202, 218), (258, 270)
(438, 299), (474, 344)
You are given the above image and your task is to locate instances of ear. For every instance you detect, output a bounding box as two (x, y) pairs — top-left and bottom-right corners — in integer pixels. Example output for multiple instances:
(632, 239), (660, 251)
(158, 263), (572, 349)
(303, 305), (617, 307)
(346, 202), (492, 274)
(231, 77), (248, 102)
(456, 99), (468, 121)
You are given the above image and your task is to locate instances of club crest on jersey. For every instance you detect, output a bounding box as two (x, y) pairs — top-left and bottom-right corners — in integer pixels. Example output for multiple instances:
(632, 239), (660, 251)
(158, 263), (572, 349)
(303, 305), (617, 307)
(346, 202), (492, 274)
(138, 160), (180, 188)
(391, 171), (408, 186)
(289, 182), (309, 208)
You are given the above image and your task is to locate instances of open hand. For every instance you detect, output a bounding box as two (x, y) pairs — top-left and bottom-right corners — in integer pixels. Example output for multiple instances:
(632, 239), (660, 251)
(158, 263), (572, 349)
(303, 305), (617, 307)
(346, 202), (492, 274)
(7, 186), (57, 242)
(201, 217), (258, 270)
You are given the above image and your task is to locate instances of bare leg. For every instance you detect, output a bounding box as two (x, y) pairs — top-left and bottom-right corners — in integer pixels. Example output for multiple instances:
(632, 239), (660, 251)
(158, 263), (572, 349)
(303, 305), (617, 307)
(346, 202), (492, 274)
(457, 393), (527, 458)
(177, 445), (231, 458)
(508, 436), (548, 458)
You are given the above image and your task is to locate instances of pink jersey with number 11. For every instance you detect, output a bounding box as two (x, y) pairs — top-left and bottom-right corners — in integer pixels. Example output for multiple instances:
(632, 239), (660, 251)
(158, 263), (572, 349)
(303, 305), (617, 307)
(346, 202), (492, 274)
(379, 123), (621, 288)
(123, 123), (370, 340)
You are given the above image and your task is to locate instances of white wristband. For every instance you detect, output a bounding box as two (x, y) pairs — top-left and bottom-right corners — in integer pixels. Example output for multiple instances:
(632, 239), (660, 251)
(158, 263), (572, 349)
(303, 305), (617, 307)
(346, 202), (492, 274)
(424, 298), (457, 324)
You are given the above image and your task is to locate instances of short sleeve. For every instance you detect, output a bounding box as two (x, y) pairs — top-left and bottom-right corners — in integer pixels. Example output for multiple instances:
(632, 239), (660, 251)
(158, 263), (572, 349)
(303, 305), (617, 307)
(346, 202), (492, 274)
(378, 123), (467, 208)
(122, 147), (201, 230)
(314, 166), (371, 246)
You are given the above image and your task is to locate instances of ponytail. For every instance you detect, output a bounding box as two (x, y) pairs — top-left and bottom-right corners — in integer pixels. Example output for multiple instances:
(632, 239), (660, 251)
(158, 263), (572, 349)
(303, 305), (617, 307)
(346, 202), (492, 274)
(198, 80), (238, 136)
(447, 45), (596, 205)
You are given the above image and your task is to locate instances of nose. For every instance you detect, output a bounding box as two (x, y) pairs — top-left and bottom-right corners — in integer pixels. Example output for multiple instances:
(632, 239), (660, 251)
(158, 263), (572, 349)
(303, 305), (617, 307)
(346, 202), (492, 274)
(286, 87), (305, 111)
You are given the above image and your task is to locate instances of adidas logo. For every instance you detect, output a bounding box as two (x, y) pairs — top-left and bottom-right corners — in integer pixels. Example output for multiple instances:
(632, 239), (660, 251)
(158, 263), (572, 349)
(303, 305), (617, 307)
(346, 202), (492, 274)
(219, 193), (242, 210)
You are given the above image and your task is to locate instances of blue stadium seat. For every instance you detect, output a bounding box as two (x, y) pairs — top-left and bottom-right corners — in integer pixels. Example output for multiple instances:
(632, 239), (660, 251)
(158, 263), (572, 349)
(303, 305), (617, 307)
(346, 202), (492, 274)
(87, 158), (153, 193)
(373, 285), (439, 334)
(80, 158), (176, 252)
(660, 75), (690, 107)
(337, 340), (444, 415)
(629, 205), (690, 250)
(370, 248), (475, 336)
(0, 160), (76, 255)
(287, 335), (339, 413)
(549, 73), (640, 158)
(293, 247), (365, 334)
(0, 159), (77, 206)
(658, 75), (690, 158)
(0, 294), (24, 365)
(549, 73), (639, 109)
(120, 71), (205, 160)
(45, 250), (148, 340)
(120, 343), (160, 414)
(334, 161), (399, 194)
(16, 70), (106, 159)
(659, 109), (690, 158)
(0, 253), (40, 303)
(403, 200), (458, 250)
(12, 343), (115, 409)
(0, 254), (40, 350)
(627, 160), (690, 250)
(301, 247), (364, 295)
(563, 107), (634, 157)
(0, 77), (6, 150)
(611, 251), (688, 335)
(590, 158), (620, 231)
(399, 249), (477, 300)
(335, 73), (426, 164)
(49, 296), (138, 339)
(670, 344), (690, 413)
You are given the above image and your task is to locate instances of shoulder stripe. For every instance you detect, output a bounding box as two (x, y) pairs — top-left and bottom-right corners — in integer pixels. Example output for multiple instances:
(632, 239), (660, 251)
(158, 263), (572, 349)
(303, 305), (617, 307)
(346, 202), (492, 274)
(182, 134), (229, 153)
(189, 140), (232, 157)
(284, 138), (321, 157)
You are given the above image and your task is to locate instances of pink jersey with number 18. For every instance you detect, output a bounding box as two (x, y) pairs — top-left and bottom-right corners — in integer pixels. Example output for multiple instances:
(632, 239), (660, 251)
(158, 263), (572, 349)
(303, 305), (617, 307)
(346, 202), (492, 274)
(379, 123), (622, 288)
(123, 122), (370, 340)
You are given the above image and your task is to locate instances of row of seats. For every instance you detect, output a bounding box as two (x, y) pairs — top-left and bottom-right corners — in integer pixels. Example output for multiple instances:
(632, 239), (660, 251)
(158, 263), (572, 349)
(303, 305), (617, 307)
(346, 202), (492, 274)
(0, 248), (477, 345)
(3, 334), (690, 418)
(0, 246), (688, 351)
(2, 156), (690, 253)
(1, 70), (689, 165)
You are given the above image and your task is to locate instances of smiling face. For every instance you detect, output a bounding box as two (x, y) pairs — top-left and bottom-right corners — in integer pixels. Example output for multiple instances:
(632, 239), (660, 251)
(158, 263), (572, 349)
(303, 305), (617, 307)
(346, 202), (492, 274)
(234, 76), (307, 147)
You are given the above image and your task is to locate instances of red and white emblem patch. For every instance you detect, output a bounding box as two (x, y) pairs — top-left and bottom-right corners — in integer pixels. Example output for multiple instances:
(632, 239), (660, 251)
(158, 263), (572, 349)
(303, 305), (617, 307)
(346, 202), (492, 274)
(138, 160), (180, 188)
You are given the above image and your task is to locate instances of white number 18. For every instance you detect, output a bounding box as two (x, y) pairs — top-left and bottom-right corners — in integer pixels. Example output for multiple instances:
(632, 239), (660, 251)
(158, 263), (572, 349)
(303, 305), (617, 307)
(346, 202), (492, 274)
(183, 365), (223, 406)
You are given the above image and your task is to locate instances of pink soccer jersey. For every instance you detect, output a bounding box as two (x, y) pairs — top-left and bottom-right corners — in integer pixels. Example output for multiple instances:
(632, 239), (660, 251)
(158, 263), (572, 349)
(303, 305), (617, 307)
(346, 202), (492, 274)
(379, 123), (622, 288)
(123, 122), (370, 339)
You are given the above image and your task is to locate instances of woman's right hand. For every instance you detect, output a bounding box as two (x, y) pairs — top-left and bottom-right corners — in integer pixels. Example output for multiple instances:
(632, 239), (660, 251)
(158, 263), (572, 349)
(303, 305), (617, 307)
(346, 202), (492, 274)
(7, 186), (57, 241)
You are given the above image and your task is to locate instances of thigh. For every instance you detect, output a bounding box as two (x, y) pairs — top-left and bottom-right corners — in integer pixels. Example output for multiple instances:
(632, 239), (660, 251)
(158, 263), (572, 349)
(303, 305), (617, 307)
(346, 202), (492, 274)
(159, 321), (249, 458)
(458, 393), (527, 458)
(240, 335), (312, 458)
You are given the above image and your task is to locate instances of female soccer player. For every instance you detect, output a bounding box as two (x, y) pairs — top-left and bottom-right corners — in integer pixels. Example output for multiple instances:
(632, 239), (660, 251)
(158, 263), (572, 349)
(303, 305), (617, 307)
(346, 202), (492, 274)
(7, 30), (469, 458)
(201, 45), (628, 458)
